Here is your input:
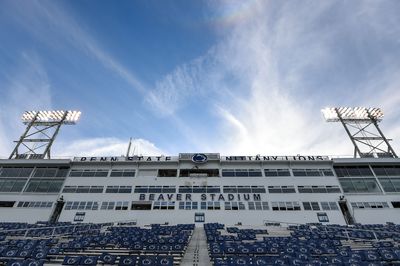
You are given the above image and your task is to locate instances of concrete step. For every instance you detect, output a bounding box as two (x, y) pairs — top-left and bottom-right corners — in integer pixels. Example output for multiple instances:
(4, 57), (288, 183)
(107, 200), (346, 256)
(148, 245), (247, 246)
(181, 227), (211, 266)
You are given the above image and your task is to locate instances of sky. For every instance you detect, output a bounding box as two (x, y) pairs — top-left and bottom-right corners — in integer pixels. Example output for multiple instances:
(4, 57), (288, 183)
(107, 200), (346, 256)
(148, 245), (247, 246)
(0, 0), (400, 158)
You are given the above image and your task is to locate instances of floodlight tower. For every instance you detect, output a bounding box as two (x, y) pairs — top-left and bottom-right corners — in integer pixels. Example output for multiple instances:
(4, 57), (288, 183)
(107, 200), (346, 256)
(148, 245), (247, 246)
(321, 107), (397, 158)
(9, 110), (81, 159)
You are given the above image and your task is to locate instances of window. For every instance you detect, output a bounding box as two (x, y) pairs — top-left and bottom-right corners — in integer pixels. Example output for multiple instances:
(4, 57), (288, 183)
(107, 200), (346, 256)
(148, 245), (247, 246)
(351, 202), (389, 209)
(0, 178), (27, 192)
(157, 169), (177, 177)
(179, 201), (198, 210)
(24, 179), (64, 193)
(317, 212), (329, 222)
(378, 178), (400, 193)
(178, 186), (219, 193)
(321, 202), (339, 211)
(268, 186), (296, 193)
(264, 169), (291, 177)
(17, 201), (53, 208)
(33, 167), (69, 178)
(248, 201), (269, 210)
(0, 167), (34, 177)
(153, 201), (175, 210)
(105, 186), (132, 193)
(69, 169), (109, 177)
(100, 202), (115, 210)
(292, 169), (334, 177)
(74, 212), (85, 222)
(115, 201), (129, 210)
(179, 169), (219, 177)
(391, 202), (400, 208)
(303, 202), (320, 210)
(134, 186), (176, 193)
(64, 201), (98, 210)
(298, 185), (341, 193)
(200, 202), (220, 210)
(271, 202), (300, 211)
(372, 166), (400, 176)
(0, 201), (15, 207)
(222, 169), (262, 177)
(131, 202), (152, 210)
(62, 185), (103, 193)
(110, 169), (136, 177)
(334, 166), (373, 177)
(339, 178), (381, 193)
(222, 186), (266, 193)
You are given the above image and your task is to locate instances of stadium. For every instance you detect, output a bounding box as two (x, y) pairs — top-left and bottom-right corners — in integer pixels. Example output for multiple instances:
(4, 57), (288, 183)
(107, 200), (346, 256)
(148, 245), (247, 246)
(0, 108), (399, 266)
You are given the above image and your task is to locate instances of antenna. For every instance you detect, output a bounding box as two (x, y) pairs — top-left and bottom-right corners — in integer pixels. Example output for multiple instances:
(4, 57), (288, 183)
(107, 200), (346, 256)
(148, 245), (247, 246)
(126, 137), (132, 157)
(9, 110), (81, 159)
(321, 107), (397, 158)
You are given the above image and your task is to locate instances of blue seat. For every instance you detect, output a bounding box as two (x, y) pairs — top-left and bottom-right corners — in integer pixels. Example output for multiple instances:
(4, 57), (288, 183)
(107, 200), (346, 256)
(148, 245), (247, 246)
(6, 260), (24, 266)
(81, 256), (98, 265)
(118, 255), (137, 266)
(157, 256), (173, 266)
(62, 256), (81, 265)
(99, 253), (117, 264)
(138, 256), (156, 266)
(23, 260), (44, 266)
(17, 249), (32, 258)
(31, 250), (47, 260)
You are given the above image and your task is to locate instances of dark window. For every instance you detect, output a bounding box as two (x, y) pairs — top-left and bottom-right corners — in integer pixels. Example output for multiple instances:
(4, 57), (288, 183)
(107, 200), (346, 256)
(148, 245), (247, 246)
(0, 201), (15, 207)
(0, 167), (34, 177)
(131, 202), (152, 210)
(334, 166), (373, 177)
(110, 169), (136, 177)
(392, 202), (400, 208)
(264, 169), (291, 176)
(157, 169), (177, 177)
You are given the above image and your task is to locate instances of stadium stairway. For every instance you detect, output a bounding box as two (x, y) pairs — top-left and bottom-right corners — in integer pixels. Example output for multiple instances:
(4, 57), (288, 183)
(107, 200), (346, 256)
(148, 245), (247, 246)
(181, 227), (211, 266)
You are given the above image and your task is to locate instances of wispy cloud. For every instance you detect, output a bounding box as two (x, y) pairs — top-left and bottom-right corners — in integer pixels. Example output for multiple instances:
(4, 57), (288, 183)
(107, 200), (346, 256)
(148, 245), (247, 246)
(145, 0), (400, 155)
(0, 52), (52, 157)
(6, 0), (147, 94)
(55, 138), (165, 157)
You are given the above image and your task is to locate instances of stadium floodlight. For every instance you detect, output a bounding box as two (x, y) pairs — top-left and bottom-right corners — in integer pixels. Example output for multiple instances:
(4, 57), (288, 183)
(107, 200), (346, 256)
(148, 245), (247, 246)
(9, 110), (81, 159)
(321, 107), (396, 158)
(21, 110), (81, 125)
(321, 107), (384, 122)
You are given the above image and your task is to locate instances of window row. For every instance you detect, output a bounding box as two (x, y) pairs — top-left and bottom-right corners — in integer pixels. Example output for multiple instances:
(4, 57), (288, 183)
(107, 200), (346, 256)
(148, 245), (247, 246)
(105, 186), (132, 193)
(223, 186), (266, 193)
(222, 169), (262, 177)
(339, 178), (381, 193)
(69, 169), (136, 177)
(334, 166), (373, 177)
(62, 186), (104, 193)
(16, 201), (53, 208)
(100, 201), (129, 210)
(32, 167), (69, 178)
(378, 178), (400, 193)
(372, 166), (400, 177)
(24, 179), (64, 193)
(292, 169), (334, 177)
(298, 186), (341, 193)
(0, 167), (34, 177)
(153, 201), (175, 210)
(179, 186), (220, 193)
(268, 186), (296, 193)
(301, 201), (339, 211)
(350, 202), (389, 209)
(248, 201), (269, 210)
(65, 201), (99, 210)
(0, 178), (27, 192)
(271, 202), (301, 211)
(134, 186), (176, 193)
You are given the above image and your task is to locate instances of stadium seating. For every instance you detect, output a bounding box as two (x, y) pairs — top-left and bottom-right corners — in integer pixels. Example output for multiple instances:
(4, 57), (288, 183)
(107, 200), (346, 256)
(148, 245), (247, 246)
(205, 222), (400, 266)
(0, 222), (194, 265)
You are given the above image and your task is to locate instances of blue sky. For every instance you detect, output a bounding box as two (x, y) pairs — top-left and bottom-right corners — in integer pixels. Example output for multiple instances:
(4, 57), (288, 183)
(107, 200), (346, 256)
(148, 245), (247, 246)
(1, 0), (400, 157)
